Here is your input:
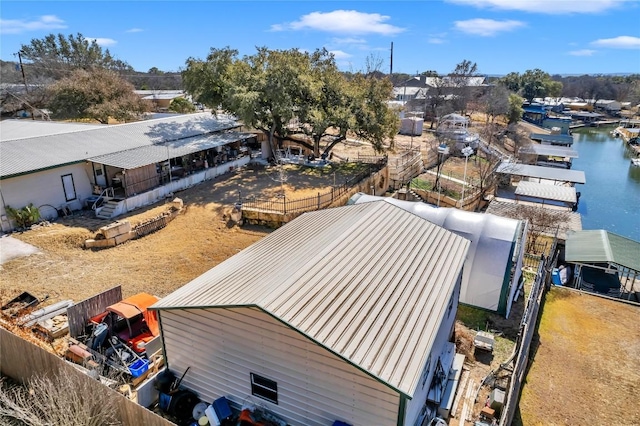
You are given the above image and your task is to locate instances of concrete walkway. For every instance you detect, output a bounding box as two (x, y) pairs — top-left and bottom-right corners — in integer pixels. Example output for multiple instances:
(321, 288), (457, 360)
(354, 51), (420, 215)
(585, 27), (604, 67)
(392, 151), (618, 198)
(0, 234), (41, 265)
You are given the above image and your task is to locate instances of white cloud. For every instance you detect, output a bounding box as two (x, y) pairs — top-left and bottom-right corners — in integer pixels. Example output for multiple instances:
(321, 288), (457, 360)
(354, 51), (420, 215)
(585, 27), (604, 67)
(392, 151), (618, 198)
(428, 37), (446, 44)
(329, 50), (352, 59)
(331, 37), (367, 44)
(126, 28), (143, 33)
(271, 10), (405, 35)
(454, 19), (525, 36)
(446, 0), (629, 14)
(569, 49), (596, 56)
(88, 37), (117, 47)
(591, 36), (640, 49)
(0, 15), (66, 34)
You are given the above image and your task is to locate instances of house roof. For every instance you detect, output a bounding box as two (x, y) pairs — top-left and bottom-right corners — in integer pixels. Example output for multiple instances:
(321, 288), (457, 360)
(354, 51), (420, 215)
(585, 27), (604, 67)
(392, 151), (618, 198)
(88, 131), (254, 169)
(152, 201), (470, 397)
(565, 230), (640, 271)
(519, 144), (579, 158)
(496, 162), (586, 184)
(0, 113), (238, 179)
(515, 181), (577, 203)
(0, 119), (105, 141)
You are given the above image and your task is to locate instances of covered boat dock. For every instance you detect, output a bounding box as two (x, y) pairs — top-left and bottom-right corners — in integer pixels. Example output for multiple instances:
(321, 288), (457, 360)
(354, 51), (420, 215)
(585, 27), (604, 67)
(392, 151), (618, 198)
(519, 144), (579, 169)
(514, 181), (578, 209)
(530, 133), (574, 146)
(496, 162), (586, 185)
(565, 230), (640, 301)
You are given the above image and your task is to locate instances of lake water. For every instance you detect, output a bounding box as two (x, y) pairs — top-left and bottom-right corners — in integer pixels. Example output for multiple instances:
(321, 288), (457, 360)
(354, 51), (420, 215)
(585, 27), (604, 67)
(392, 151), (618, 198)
(571, 126), (640, 242)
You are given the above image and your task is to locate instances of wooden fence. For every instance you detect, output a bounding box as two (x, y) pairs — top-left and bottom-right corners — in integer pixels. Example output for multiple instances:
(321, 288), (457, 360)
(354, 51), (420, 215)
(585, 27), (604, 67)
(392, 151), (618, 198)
(67, 285), (122, 338)
(240, 158), (387, 216)
(499, 236), (558, 425)
(0, 328), (175, 426)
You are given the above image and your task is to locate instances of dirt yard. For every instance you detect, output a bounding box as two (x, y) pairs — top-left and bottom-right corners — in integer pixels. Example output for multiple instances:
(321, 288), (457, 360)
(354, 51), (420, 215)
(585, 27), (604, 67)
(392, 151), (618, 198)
(0, 159), (379, 306)
(517, 288), (640, 425)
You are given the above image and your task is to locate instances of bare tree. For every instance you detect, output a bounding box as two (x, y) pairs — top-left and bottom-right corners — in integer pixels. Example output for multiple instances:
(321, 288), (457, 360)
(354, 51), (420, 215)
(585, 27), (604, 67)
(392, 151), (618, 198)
(0, 373), (121, 426)
(472, 150), (502, 211)
(513, 204), (571, 253)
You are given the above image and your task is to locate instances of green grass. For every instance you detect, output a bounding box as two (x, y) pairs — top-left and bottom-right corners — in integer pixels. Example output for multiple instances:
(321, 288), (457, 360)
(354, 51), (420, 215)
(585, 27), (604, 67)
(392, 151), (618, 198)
(409, 178), (433, 191)
(456, 304), (491, 331)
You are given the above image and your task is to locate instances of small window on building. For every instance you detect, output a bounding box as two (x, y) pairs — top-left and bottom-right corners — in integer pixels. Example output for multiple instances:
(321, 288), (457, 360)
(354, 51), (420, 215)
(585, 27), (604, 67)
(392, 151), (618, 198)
(250, 373), (278, 405)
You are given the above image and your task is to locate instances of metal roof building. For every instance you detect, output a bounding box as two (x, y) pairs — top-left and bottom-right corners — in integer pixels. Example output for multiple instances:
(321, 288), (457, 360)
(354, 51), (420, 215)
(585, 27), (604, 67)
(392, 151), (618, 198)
(152, 201), (470, 426)
(0, 119), (105, 141)
(566, 230), (640, 272)
(88, 131), (254, 169)
(565, 230), (640, 300)
(0, 113), (237, 178)
(349, 194), (526, 317)
(496, 162), (586, 184)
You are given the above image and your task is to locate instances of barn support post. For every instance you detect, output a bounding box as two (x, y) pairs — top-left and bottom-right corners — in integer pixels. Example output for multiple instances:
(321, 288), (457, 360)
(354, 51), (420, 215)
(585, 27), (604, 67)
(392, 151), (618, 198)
(396, 394), (407, 426)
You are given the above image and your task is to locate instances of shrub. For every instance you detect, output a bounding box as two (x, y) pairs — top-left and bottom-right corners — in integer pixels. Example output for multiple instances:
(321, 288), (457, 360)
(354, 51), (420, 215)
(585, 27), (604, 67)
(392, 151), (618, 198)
(5, 204), (41, 229)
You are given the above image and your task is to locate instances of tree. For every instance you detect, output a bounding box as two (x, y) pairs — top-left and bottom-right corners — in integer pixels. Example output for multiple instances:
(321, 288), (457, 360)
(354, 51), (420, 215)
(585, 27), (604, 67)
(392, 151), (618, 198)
(169, 97), (196, 113)
(472, 151), (502, 211)
(500, 72), (521, 93)
(182, 46), (399, 159)
(519, 69), (562, 102)
(19, 33), (132, 80)
(508, 93), (524, 124)
(448, 59), (479, 116)
(480, 84), (510, 123)
(47, 68), (151, 123)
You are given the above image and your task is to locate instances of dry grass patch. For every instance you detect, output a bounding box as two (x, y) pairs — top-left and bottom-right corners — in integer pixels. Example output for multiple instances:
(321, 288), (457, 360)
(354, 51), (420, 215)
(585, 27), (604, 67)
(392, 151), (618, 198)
(517, 288), (640, 426)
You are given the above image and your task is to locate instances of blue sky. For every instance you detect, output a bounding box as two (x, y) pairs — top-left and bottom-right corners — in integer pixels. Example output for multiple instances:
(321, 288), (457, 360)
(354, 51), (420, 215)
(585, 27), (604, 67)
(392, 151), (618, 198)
(1, 0), (639, 76)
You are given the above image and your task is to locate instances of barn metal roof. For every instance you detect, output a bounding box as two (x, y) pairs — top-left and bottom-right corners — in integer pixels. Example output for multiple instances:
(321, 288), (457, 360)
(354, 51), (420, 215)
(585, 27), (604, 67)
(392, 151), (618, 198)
(88, 131), (254, 169)
(519, 144), (579, 158)
(515, 181), (577, 203)
(530, 133), (574, 145)
(496, 162), (586, 184)
(0, 119), (105, 141)
(152, 201), (470, 397)
(565, 230), (640, 272)
(0, 113), (238, 179)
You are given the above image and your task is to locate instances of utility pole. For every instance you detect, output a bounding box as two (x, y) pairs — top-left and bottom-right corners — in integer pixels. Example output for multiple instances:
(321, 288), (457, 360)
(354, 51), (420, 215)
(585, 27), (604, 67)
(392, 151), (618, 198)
(17, 51), (28, 93)
(389, 42), (393, 76)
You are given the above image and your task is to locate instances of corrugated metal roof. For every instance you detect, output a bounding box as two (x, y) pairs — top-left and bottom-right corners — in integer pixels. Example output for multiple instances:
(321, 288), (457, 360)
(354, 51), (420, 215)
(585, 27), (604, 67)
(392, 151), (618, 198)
(519, 144), (579, 158)
(348, 194), (523, 314)
(0, 119), (105, 141)
(496, 162), (586, 184)
(0, 113), (238, 178)
(515, 181), (577, 203)
(152, 201), (470, 397)
(88, 131), (254, 169)
(565, 230), (640, 271)
(530, 133), (574, 145)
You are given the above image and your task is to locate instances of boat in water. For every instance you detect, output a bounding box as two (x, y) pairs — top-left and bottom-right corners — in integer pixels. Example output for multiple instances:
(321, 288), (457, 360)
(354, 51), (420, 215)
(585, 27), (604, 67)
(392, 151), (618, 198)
(631, 158), (640, 167)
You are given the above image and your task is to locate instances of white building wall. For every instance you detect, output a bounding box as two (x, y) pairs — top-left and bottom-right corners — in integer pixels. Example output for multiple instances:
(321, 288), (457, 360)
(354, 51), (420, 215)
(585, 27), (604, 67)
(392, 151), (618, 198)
(404, 273), (461, 426)
(0, 163), (92, 231)
(159, 307), (400, 426)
